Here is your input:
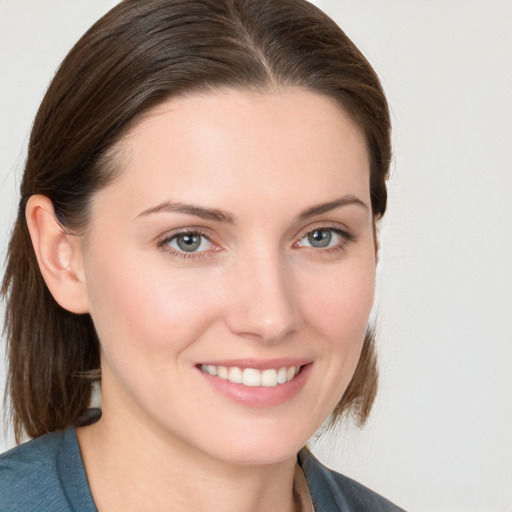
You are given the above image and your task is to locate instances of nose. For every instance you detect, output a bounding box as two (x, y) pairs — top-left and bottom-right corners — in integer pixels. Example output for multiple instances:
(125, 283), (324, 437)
(224, 250), (301, 344)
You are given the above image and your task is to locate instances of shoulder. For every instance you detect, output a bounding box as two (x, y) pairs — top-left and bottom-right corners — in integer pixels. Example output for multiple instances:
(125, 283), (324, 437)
(0, 428), (93, 512)
(0, 431), (64, 497)
(298, 448), (407, 512)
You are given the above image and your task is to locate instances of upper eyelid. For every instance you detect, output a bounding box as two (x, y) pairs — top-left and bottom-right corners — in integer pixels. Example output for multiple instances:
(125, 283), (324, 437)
(163, 231), (211, 243)
(294, 222), (353, 240)
(156, 227), (215, 244)
(297, 227), (351, 245)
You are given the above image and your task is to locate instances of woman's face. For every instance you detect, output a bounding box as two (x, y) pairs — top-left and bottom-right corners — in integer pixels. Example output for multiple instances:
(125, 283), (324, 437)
(79, 88), (376, 465)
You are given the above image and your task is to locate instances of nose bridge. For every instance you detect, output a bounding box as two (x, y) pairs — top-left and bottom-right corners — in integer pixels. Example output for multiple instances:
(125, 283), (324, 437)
(226, 246), (299, 343)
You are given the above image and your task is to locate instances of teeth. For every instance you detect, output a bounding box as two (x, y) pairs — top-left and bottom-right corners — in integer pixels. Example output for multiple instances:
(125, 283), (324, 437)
(261, 369), (277, 387)
(286, 366), (296, 381)
(228, 366), (243, 384)
(243, 368), (261, 387)
(201, 364), (301, 387)
(277, 367), (288, 384)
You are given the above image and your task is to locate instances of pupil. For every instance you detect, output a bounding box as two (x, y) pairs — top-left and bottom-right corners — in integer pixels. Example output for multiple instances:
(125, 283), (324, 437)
(177, 233), (201, 252)
(308, 229), (331, 248)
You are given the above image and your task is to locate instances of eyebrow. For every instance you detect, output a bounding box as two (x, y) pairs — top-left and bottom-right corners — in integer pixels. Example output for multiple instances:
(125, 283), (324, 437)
(136, 201), (236, 223)
(136, 195), (368, 224)
(298, 195), (369, 219)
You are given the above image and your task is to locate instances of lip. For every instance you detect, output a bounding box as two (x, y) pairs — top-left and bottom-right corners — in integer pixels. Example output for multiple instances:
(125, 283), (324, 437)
(195, 360), (313, 408)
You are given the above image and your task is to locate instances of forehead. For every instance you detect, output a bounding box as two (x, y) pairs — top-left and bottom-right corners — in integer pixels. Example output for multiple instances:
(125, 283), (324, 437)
(93, 87), (370, 219)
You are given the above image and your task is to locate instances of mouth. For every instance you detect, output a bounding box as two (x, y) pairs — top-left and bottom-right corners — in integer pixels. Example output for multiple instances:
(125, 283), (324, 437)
(199, 364), (304, 388)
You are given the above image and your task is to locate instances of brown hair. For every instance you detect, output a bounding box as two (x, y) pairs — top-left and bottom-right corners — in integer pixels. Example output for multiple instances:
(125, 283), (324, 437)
(2, 0), (390, 442)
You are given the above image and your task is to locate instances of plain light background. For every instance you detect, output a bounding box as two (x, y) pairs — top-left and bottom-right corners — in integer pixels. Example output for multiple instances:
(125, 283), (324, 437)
(1, 1), (511, 511)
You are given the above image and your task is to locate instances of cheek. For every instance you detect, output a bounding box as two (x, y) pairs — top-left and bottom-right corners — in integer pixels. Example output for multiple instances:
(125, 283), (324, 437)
(84, 251), (223, 368)
(300, 259), (375, 347)
(293, 257), (375, 427)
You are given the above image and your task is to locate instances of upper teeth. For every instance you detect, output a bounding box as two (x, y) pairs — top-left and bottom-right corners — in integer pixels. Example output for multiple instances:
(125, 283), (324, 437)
(200, 364), (300, 387)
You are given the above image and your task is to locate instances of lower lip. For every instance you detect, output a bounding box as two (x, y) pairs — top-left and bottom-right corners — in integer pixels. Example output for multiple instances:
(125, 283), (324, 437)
(196, 364), (313, 408)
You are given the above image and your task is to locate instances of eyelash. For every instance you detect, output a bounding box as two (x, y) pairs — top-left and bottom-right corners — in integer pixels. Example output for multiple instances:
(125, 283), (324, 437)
(156, 225), (356, 260)
(294, 225), (356, 254)
(157, 230), (216, 260)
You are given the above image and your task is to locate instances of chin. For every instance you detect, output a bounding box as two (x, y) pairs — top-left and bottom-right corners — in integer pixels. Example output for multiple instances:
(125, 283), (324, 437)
(194, 421), (313, 467)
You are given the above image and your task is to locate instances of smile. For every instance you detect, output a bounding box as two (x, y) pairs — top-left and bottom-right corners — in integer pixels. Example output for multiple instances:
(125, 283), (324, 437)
(200, 364), (302, 387)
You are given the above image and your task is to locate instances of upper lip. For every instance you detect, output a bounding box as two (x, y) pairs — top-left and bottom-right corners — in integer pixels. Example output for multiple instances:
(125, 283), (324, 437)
(196, 358), (312, 370)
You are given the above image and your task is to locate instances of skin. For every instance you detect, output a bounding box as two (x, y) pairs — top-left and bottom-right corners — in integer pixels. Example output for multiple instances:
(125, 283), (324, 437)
(30, 87), (376, 511)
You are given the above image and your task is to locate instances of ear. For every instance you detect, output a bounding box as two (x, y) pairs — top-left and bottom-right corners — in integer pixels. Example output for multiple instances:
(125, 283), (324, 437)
(25, 195), (89, 314)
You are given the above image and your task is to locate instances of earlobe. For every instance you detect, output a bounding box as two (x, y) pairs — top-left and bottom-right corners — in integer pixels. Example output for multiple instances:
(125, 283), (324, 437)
(25, 195), (89, 314)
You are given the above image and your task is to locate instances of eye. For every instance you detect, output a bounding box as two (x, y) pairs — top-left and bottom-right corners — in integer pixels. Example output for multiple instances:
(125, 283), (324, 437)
(296, 227), (353, 251)
(161, 231), (214, 254)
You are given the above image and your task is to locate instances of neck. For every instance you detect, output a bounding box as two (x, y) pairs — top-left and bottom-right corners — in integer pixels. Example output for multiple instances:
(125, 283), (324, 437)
(77, 411), (299, 512)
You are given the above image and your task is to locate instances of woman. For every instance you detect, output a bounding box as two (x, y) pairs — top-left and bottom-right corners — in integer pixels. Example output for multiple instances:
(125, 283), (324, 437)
(0, 0), (404, 510)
